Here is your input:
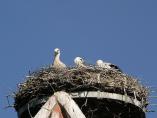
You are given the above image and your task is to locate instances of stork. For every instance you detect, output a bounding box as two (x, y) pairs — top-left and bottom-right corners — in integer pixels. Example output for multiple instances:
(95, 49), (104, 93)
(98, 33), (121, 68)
(74, 57), (87, 68)
(52, 48), (66, 69)
(96, 60), (122, 72)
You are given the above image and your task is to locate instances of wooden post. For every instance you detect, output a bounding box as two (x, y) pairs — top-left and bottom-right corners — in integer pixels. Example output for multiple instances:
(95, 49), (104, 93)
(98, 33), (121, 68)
(34, 91), (86, 118)
(34, 96), (58, 118)
(54, 91), (86, 118)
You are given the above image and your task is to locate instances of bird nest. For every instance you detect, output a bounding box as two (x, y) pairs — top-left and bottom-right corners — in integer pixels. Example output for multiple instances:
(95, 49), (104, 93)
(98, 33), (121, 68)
(14, 66), (149, 111)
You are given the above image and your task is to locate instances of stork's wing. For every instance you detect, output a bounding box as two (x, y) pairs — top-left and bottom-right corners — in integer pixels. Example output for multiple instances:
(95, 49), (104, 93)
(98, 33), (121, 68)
(109, 64), (122, 72)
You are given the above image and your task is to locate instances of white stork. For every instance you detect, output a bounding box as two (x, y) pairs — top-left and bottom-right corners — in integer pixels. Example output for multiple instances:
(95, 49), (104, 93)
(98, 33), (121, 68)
(74, 57), (87, 68)
(96, 60), (122, 72)
(52, 48), (66, 69)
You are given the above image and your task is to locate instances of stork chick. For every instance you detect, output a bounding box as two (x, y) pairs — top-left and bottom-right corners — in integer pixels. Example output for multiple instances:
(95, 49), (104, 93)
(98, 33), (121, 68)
(74, 57), (86, 68)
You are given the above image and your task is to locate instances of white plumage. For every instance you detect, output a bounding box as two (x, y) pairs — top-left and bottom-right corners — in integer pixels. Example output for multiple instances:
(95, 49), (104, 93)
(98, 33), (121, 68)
(96, 60), (122, 72)
(74, 57), (86, 68)
(52, 48), (66, 69)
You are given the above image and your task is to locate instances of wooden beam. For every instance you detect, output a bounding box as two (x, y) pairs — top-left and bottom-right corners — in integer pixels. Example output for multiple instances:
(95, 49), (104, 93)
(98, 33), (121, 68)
(34, 96), (57, 118)
(34, 91), (86, 118)
(54, 91), (86, 118)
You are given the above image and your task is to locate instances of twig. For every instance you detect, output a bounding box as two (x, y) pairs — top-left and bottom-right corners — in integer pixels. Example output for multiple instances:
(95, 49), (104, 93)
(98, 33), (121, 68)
(28, 103), (33, 118)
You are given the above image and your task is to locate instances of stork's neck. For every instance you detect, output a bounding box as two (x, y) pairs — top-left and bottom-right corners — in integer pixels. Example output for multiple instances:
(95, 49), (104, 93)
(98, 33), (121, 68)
(55, 53), (60, 61)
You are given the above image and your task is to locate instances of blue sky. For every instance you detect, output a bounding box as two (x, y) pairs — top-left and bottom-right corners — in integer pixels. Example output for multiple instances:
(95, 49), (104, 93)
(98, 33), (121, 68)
(0, 0), (157, 117)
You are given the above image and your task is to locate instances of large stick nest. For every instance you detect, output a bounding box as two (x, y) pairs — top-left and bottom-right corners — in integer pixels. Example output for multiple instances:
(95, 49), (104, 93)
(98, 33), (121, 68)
(14, 66), (149, 111)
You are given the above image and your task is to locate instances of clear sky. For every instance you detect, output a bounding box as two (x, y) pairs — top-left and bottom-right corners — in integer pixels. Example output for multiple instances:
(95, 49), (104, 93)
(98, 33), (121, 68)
(0, 0), (157, 117)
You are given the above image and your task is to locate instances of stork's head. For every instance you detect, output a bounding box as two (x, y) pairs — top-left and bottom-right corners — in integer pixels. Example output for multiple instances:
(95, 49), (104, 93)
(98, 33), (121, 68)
(96, 60), (104, 66)
(74, 57), (84, 66)
(54, 48), (60, 56)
